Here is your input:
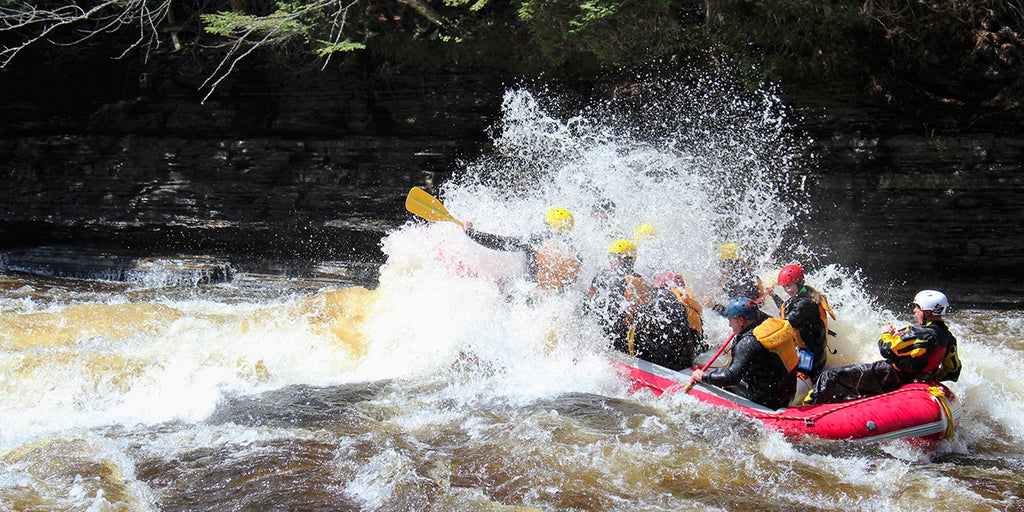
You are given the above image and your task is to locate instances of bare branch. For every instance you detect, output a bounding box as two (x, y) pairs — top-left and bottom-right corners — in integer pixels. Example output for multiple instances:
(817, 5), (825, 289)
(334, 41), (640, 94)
(320, 0), (359, 69)
(2, 0), (459, 102)
(397, 0), (442, 27)
(198, 0), (357, 100)
(200, 31), (268, 103)
(0, 0), (172, 68)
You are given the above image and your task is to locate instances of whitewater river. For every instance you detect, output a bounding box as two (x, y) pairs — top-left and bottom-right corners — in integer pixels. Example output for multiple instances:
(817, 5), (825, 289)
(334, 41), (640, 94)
(3, 82), (1023, 511)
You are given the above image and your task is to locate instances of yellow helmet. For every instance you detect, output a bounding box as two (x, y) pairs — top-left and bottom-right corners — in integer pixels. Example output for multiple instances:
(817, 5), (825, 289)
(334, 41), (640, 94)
(545, 208), (574, 233)
(717, 243), (741, 261)
(608, 239), (637, 260)
(633, 224), (658, 245)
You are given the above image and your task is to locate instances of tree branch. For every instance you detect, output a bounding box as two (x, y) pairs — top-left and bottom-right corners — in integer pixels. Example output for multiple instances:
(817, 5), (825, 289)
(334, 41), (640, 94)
(0, 0), (172, 68)
(397, 0), (442, 26)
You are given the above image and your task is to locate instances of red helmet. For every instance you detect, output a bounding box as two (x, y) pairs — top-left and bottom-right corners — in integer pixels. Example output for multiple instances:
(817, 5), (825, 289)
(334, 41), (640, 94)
(777, 264), (805, 286)
(653, 271), (685, 289)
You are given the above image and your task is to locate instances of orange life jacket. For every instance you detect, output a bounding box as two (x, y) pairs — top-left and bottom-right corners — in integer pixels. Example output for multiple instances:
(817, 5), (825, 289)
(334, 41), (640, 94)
(535, 239), (581, 292)
(812, 290), (837, 333)
(623, 275), (651, 325)
(670, 287), (704, 337)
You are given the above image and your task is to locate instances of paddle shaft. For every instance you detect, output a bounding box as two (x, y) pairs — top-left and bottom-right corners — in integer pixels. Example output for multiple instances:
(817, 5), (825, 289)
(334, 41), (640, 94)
(683, 332), (736, 392)
(754, 279), (775, 305)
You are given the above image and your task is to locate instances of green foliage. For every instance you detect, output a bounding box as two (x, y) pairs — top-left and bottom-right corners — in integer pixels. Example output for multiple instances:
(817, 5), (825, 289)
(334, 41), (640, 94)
(200, 10), (308, 40)
(700, 0), (870, 82)
(315, 40), (366, 57)
(688, 0), (1024, 111)
(200, 0), (370, 62)
(198, 0), (501, 63)
(516, 0), (680, 68)
(5, 0), (1018, 111)
(443, 0), (488, 10)
(859, 0), (1024, 107)
(193, 0), (1022, 110)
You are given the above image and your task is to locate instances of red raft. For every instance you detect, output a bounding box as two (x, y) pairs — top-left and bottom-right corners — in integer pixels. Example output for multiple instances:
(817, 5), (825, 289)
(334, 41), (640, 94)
(611, 352), (962, 445)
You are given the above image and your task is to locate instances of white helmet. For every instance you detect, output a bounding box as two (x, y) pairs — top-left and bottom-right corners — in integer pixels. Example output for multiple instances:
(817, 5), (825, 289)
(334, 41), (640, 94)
(913, 290), (948, 316)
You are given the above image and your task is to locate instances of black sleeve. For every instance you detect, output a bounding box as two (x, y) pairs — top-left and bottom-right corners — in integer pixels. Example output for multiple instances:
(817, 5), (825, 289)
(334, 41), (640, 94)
(706, 336), (759, 386)
(466, 227), (531, 253)
(785, 297), (823, 334)
(783, 296), (813, 322)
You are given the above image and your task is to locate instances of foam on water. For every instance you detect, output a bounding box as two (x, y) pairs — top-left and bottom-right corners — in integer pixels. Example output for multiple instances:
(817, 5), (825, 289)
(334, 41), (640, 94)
(369, 80), (1024, 488)
(0, 290), (373, 446)
(2, 79), (1021, 448)
(2, 76), (1024, 510)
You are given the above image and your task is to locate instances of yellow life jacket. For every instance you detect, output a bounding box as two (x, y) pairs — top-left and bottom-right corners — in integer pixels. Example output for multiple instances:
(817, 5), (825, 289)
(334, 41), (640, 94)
(535, 239), (581, 292)
(880, 322), (954, 377)
(879, 329), (935, 375)
(670, 288), (704, 337)
(752, 317), (800, 373)
(879, 330), (927, 358)
(931, 347), (962, 382)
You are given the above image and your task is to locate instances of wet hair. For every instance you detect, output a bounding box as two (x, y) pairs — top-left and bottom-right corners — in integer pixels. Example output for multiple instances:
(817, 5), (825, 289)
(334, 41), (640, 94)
(592, 198), (616, 215)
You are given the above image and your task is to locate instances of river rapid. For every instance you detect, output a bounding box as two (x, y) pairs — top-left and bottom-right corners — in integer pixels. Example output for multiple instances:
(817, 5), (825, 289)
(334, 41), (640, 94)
(2, 80), (1023, 511)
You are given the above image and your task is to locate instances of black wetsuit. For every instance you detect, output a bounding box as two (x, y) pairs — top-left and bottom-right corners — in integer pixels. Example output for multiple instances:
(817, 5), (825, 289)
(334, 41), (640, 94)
(809, 320), (960, 405)
(704, 313), (798, 409)
(782, 289), (828, 377)
(465, 228), (543, 278)
(584, 265), (640, 349)
(632, 287), (707, 370)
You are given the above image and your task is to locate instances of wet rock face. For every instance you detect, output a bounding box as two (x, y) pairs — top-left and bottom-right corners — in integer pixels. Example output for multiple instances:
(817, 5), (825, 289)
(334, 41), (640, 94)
(809, 137), (1024, 308)
(0, 64), (1021, 305)
(786, 95), (1024, 307)
(0, 64), (501, 265)
(1, 248), (233, 285)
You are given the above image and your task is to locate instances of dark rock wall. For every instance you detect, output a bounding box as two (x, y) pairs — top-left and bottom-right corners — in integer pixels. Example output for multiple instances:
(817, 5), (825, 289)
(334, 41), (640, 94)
(786, 91), (1024, 307)
(1, 63), (501, 264)
(1, 64), (1022, 306)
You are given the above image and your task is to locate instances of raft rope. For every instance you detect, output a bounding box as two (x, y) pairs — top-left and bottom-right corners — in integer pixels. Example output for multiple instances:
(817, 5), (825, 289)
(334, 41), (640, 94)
(633, 369), (957, 439)
(709, 350), (732, 369)
(929, 386), (957, 440)
(744, 385), (950, 428)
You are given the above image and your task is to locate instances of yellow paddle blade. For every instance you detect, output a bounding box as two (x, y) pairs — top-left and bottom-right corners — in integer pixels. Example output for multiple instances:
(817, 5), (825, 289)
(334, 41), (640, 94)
(405, 187), (460, 224)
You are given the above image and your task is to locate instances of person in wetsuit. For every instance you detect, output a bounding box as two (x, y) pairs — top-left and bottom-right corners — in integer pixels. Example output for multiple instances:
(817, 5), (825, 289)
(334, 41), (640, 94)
(709, 244), (764, 316)
(807, 290), (961, 405)
(767, 264), (833, 379)
(584, 239), (650, 352)
(631, 272), (707, 370)
(461, 207), (582, 293)
(692, 298), (798, 409)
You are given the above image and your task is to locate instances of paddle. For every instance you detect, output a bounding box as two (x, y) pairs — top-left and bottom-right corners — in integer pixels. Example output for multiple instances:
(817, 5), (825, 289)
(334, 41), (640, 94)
(754, 279), (776, 305)
(683, 332), (736, 392)
(405, 187), (461, 225)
